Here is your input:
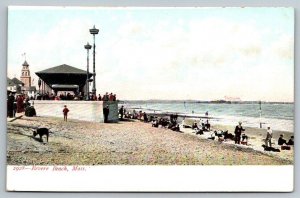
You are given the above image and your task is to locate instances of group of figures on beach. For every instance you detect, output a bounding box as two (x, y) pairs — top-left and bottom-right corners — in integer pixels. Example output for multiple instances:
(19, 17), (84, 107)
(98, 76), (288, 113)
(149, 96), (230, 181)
(118, 106), (294, 152)
(118, 106), (181, 132)
(7, 92), (32, 118)
(264, 126), (294, 151)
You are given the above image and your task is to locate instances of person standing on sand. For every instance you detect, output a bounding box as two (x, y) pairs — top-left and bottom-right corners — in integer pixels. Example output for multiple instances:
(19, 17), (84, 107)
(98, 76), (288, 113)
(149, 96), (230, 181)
(7, 93), (14, 118)
(265, 127), (273, 147)
(119, 105), (124, 120)
(234, 121), (245, 144)
(16, 95), (24, 113)
(103, 105), (110, 123)
(265, 126), (273, 147)
(63, 105), (69, 122)
(143, 112), (148, 122)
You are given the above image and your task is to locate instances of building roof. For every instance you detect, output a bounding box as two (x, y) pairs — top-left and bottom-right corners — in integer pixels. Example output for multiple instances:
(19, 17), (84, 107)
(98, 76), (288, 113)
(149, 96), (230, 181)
(22, 60), (29, 66)
(11, 77), (23, 85)
(35, 64), (92, 91)
(7, 78), (15, 86)
(36, 64), (87, 74)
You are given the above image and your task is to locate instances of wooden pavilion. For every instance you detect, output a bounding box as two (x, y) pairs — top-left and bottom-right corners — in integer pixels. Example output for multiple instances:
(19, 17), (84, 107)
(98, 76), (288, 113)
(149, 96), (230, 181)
(35, 64), (92, 95)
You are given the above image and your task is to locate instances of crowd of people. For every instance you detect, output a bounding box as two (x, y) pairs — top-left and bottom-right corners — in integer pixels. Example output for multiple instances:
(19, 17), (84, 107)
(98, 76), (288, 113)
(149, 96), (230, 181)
(119, 107), (181, 132)
(7, 90), (118, 120)
(34, 92), (117, 101)
(7, 92), (31, 118)
(119, 108), (295, 153)
(151, 115), (180, 132)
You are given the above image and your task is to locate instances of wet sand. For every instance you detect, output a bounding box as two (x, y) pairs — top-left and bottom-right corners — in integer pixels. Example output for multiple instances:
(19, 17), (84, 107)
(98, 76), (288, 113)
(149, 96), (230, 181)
(7, 116), (293, 165)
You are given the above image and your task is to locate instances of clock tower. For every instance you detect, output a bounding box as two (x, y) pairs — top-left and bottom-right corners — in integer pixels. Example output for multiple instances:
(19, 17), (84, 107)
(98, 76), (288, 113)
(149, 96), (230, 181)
(20, 60), (31, 88)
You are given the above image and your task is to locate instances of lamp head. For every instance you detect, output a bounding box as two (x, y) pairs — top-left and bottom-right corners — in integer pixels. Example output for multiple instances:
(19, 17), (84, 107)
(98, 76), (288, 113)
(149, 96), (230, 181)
(84, 42), (92, 49)
(90, 25), (99, 35)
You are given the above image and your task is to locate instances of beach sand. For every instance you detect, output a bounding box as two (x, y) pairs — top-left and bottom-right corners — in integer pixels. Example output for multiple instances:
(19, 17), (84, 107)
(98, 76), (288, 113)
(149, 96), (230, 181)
(7, 116), (293, 165)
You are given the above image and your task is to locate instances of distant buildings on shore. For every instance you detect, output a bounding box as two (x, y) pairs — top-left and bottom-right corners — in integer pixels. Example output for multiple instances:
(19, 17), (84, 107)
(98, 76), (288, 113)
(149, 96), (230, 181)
(224, 96), (241, 102)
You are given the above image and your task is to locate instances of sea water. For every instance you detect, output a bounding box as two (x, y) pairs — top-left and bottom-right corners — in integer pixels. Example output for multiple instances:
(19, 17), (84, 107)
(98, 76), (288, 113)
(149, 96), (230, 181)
(120, 101), (294, 132)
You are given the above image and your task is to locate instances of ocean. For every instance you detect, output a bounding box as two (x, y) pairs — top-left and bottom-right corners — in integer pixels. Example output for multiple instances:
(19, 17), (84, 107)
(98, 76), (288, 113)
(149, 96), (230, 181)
(120, 101), (294, 132)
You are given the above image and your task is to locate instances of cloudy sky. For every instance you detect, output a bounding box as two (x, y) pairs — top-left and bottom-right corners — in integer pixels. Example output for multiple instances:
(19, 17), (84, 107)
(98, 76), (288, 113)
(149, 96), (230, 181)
(8, 7), (294, 102)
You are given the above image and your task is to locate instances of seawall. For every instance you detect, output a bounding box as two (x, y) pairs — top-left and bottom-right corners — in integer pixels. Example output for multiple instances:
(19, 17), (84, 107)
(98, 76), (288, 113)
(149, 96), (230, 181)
(31, 100), (119, 123)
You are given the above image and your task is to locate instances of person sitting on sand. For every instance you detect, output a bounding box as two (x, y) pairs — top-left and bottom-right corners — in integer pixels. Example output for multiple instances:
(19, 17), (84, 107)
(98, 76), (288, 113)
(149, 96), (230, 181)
(152, 118), (159, 127)
(278, 134), (287, 145)
(138, 111), (143, 120)
(287, 136), (294, 145)
(265, 126), (273, 147)
(200, 120), (209, 131)
(192, 122), (199, 130)
(241, 133), (248, 142)
(63, 105), (69, 122)
(171, 124), (180, 132)
(234, 121), (245, 144)
(241, 133), (248, 145)
(200, 119), (204, 126)
(193, 122), (202, 134)
(208, 131), (215, 140)
(214, 130), (223, 139)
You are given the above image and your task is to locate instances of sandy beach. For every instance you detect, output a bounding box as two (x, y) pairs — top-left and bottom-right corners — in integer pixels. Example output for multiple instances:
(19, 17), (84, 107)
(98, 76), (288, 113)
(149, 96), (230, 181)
(7, 115), (293, 165)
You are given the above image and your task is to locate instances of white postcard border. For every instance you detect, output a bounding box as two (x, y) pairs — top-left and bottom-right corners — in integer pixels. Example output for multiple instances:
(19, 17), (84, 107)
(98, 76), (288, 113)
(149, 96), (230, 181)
(6, 165), (293, 192)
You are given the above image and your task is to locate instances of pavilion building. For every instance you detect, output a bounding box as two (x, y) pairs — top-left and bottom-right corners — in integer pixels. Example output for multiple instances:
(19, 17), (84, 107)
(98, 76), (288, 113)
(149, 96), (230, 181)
(35, 64), (93, 96)
(32, 64), (118, 123)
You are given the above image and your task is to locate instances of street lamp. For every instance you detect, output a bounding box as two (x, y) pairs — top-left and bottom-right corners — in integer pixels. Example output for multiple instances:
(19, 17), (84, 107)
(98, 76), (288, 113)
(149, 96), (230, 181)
(84, 42), (92, 100)
(89, 25), (99, 96)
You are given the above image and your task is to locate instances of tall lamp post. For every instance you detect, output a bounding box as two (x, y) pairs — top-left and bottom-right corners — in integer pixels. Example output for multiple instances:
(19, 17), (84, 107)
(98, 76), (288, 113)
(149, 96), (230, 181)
(89, 25), (99, 96)
(84, 42), (92, 100)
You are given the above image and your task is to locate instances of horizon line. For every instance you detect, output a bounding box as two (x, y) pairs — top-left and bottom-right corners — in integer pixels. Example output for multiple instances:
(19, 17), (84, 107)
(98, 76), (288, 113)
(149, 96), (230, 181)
(119, 99), (294, 103)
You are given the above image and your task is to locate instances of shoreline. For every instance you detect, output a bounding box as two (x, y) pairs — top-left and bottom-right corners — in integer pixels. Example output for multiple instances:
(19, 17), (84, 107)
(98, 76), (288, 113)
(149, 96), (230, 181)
(7, 115), (293, 165)
(123, 108), (293, 133)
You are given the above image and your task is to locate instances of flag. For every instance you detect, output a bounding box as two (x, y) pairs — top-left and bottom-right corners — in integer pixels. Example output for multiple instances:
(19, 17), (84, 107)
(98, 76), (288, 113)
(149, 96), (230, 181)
(21, 53), (26, 60)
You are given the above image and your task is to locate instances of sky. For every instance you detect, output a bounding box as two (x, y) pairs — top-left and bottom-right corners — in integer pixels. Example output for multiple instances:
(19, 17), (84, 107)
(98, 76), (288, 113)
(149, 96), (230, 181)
(7, 7), (294, 102)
